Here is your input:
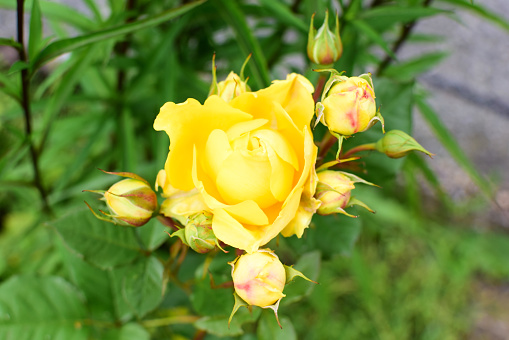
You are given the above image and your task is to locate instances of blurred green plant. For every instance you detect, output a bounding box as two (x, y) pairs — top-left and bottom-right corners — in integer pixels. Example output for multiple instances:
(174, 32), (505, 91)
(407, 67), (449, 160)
(0, 0), (508, 339)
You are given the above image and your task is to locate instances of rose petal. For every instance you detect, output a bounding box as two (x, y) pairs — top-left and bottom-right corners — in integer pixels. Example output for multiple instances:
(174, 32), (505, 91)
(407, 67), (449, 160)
(252, 129), (299, 170)
(226, 118), (268, 140)
(265, 143), (294, 202)
(204, 129), (232, 180)
(257, 73), (315, 130)
(215, 149), (277, 209)
(154, 96), (252, 190)
(212, 208), (261, 253)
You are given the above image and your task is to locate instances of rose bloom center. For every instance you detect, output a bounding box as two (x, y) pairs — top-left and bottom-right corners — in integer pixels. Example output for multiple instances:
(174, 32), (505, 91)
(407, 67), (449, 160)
(204, 126), (298, 210)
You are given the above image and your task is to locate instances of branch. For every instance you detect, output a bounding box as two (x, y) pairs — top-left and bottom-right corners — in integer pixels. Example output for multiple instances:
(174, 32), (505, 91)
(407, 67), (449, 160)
(17, 0), (52, 216)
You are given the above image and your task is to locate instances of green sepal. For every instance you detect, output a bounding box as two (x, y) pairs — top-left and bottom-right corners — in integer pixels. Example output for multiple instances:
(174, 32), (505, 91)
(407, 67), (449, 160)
(82, 189), (106, 195)
(348, 197), (375, 214)
(320, 70), (346, 101)
(228, 292), (250, 328)
(335, 206), (357, 218)
(261, 298), (283, 329)
(316, 157), (360, 172)
(338, 171), (379, 187)
(283, 264), (318, 285)
(208, 53), (219, 96)
(84, 201), (115, 224)
(98, 169), (150, 186)
(169, 228), (189, 247)
(314, 102), (325, 129)
(239, 53), (252, 81)
(358, 72), (374, 89)
(366, 108), (385, 134)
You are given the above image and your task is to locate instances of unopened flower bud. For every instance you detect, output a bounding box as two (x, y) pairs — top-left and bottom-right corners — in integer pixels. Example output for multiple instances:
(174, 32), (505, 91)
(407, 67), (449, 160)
(215, 72), (250, 102)
(85, 171), (157, 227)
(184, 212), (216, 254)
(104, 178), (157, 226)
(316, 171), (354, 215)
(375, 130), (433, 159)
(315, 170), (375, 217)
(231, 249), (286, 307)
(208, 54), (251, 102)
(307, 11), (342, 66)
(316, 73), (383, 136)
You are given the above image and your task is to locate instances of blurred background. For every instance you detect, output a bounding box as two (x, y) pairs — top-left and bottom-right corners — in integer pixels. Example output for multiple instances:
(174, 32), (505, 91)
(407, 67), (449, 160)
(1, 0), (509, 339)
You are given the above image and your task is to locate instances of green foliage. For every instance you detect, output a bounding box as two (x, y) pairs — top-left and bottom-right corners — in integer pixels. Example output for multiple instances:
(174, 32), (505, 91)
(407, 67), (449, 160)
(1, 0), (508, 339)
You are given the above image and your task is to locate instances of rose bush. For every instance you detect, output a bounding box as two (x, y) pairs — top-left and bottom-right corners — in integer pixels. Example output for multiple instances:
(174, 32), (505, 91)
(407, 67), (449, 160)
(154, 74), (320, 253)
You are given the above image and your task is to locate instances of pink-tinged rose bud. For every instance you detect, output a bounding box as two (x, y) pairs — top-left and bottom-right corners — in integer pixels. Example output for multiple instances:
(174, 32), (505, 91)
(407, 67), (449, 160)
(104, 179), (157, 226)
(231, 249), (286, 307)
(307, 11), (342, 66)
(315, 170), (375, 217)
(315, 171), (354, 215)
(375, 130), (433, 159)
(85, 171), (157, 227)
(317, 73), (383, 136)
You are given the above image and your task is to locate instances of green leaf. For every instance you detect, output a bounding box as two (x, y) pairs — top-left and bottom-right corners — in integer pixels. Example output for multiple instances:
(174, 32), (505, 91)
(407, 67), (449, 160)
(7, 60), (29, 75)
(195, 307), (261, 337)
(350, 19), (397, 60)
(102, 323), (150, 340)
(282, 251), (320, 305)
(137, 218), (169, 251)
(37, 44), (102, 149)
(415, 95), (493, 197)
(31, 0), (206, 70)
(360, 6), (447, 31)
(257, 311), (297, 340)
(0, 38), (22, 50)
(439, 0), (509, 32)
(51, 209), (146, 269)
(111, 256), (164, 318)
(215, 0), (270, 89)
(259, 0), (307, 32)
(58, 240), (117, 321)
(28, 0), (43, 60)
(191, 274), (233, 316)
(382, 52), (448, 82)
(0, 276), (89, 340)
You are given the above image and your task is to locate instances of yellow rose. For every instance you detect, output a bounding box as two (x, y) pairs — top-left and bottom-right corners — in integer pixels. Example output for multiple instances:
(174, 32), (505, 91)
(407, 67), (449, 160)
(154, 74), (319, 253)
(319, 74), (378, 136)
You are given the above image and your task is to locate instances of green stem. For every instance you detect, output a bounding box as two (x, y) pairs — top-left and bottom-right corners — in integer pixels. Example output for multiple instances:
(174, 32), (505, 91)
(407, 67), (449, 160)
(16, 0), (52, 216)
(341, 143), (376, 159)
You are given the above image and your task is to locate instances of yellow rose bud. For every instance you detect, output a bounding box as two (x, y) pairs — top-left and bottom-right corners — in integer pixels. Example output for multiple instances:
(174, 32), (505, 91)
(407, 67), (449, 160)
(155, 73), (318, 253)
(315, 170), (375, 217)
(104, 178), (157, 226)
(215, 72), (250, 102)
(375, 129), (433, 159)
(318, 73), (381, 136)
(231, 249), (286, 307)
(315, 171), (354, 215)
(307, 11), (342, 66)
